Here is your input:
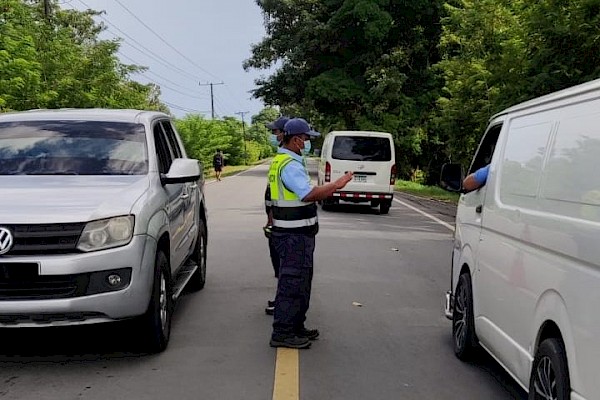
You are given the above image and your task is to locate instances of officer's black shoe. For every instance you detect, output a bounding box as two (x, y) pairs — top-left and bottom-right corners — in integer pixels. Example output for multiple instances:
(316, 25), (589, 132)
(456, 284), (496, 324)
(270, 335), (311, 349)
(265, 306), (274, 315)
(296, 328), (319, 340)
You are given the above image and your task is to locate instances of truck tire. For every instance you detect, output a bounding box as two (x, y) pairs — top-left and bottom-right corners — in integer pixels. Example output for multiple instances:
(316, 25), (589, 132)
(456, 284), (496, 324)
(188, 218), (207, 291)
(138, 250), (173, 353)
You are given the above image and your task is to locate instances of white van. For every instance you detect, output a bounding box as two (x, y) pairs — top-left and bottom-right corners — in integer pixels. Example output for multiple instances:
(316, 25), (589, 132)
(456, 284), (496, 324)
(441, 78), (600, 400)
(317, 131), (396, 214)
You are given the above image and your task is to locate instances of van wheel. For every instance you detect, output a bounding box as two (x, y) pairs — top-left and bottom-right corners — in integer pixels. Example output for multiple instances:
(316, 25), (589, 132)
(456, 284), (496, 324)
(370, 200), (380, 208)
(137, 250), (173, 353)
(380, 201), (391, 215)
(453, 272), (477, 360)
(529, 338), (570, 400)
(188, 218), (207, 291)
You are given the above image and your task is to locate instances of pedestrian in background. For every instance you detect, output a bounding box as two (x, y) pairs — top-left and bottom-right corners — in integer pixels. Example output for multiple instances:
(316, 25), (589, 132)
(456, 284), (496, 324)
(264, 116), (290, 315)
(268, 118), (353, 349)
(213, 149), (224, 181)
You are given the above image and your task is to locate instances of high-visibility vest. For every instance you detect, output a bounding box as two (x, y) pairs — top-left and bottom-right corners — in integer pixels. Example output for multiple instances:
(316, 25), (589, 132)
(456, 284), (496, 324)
(268, 153), (318, 232)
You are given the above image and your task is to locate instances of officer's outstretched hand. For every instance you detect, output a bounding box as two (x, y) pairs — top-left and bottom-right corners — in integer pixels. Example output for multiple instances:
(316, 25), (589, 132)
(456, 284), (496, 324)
(335, 172), (354, 189)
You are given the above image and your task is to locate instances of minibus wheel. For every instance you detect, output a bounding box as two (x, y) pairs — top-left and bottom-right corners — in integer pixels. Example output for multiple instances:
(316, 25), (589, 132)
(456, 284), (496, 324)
(379, 201), (391, 215)
(528, 338), (570, 400)
(453, 272), (477, 360)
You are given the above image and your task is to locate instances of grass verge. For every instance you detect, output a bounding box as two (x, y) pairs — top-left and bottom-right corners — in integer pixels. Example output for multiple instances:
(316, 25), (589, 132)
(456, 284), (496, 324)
(395, 180), (460, 204)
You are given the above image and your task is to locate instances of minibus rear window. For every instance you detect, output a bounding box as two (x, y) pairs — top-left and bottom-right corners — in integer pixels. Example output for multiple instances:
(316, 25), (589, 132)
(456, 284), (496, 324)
(332, 136), (392, 161)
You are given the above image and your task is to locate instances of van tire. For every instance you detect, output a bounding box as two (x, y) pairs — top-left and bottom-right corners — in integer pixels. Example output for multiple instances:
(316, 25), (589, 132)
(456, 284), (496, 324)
(187, 218), (207, 291)
(453, 272), (477, 360)
(137, 250), (173, 353)
(528, 338), (570, 400)
(380, 201), (391, 215)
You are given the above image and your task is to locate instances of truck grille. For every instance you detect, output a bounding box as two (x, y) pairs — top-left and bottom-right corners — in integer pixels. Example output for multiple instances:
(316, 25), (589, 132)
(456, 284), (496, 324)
(3, 223), (85, 255)
(0, 263), (89, 300)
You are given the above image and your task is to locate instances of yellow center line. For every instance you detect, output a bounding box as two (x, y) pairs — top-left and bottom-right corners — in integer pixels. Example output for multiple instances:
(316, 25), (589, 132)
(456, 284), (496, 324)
(272, 348), (299, 400)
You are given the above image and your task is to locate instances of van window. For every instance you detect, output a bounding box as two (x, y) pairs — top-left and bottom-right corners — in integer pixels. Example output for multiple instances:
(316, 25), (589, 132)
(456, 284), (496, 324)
(468, 124), (502, 175)
(332, 136), (391, 161)
(500, 121), (553, 199)
(542, 111), (600, 216)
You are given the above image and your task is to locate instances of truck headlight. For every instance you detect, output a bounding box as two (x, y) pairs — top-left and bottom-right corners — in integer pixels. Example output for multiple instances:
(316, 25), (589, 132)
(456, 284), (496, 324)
(77, 216), (134, 252)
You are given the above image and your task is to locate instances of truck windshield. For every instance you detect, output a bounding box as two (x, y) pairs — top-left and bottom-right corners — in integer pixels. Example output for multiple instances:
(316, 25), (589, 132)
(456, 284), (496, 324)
(332, 136), (392, 161)
(0, 120), (148, 175)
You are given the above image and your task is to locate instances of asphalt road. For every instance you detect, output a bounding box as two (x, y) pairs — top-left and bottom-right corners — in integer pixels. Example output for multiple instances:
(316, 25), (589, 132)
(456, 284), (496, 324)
(0, 161), (527, 400)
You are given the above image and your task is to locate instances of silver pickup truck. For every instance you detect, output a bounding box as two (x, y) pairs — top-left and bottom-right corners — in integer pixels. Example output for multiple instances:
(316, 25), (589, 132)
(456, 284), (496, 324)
(0, 109), (208, 353)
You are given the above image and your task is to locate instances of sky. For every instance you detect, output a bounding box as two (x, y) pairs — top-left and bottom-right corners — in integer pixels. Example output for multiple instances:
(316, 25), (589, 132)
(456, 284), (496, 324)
(67, 0), (274, 121)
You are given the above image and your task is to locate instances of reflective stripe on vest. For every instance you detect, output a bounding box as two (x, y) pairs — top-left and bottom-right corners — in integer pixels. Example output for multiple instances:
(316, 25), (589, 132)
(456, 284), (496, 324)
(268, 153), (317, 230)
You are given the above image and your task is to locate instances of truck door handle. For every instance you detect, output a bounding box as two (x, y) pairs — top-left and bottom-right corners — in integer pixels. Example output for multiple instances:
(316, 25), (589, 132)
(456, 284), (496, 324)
(476, 205), (482, 213)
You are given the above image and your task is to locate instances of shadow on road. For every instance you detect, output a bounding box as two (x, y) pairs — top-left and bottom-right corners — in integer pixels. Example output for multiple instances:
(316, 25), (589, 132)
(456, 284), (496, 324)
(442, 335), (528, 399)
(319, 203), (381, 215)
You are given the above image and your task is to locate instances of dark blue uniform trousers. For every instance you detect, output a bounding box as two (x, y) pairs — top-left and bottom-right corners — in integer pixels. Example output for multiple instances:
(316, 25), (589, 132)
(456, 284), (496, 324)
(268, 236), (280, 278)
(271, 231), (315, 337)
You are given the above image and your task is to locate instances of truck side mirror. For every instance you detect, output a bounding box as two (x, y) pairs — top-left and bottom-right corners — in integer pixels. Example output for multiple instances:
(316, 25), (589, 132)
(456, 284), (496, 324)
(440, 163), (463, 192)
(161, 158), (201, 185)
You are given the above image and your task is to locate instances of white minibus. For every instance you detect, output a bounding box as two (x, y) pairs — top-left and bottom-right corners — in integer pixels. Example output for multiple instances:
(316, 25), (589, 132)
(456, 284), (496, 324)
(317, 131), (396, 214)
(441, 78), (600, 400)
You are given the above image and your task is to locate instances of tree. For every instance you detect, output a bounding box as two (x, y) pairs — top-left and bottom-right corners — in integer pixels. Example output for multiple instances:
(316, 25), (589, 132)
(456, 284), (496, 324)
(246, 0), (444, 179)
(0, 0), (166, 112)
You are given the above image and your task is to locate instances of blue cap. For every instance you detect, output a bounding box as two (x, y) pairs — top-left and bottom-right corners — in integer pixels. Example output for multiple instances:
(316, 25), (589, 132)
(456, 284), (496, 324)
(266, 116), (290, 130)
(283, 118), (320, 137)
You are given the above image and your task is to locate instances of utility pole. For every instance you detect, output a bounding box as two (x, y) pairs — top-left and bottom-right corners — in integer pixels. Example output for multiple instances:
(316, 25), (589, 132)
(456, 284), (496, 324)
(43, 0), (51, 20)
(199, 82), (224, 119)
(235, 111), (249, 165)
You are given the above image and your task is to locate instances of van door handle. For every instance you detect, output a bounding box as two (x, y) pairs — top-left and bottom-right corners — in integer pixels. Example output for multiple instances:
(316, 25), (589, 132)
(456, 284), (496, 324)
(476, 205), (483, 213)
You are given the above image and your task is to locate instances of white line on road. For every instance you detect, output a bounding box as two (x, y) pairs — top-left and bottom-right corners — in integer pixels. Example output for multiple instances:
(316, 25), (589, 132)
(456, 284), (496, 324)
(393, 197), (455, 232)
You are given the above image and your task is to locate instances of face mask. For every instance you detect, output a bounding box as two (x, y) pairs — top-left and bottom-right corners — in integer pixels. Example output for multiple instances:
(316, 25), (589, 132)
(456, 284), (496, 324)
(269, 134), (280, 147)
(302, 140), (312, 156)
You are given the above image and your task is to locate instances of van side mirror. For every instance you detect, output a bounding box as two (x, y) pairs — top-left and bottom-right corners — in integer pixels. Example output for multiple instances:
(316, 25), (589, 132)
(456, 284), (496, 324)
(440, 163), (463, 192)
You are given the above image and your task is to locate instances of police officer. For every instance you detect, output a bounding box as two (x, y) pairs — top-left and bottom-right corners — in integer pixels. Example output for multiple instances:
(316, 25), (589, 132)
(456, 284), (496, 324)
(268, 118), (353, 349)
(264, 116), (289, 315)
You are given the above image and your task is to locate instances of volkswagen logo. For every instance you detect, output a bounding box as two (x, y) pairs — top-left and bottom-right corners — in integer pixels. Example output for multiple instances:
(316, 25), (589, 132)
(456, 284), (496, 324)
(0, 227), (14, 255)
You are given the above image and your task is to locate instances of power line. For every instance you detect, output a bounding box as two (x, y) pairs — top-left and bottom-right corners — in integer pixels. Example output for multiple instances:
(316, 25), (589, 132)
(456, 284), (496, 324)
(112, 32), (200, 83)
(75, 0), (200, 82)
(117, 51), (207, 99)
(71, 0), (243, 118)
(163, 101), (208, 115)
(61, 1), (205, 116)
(114, 0), (220, 81)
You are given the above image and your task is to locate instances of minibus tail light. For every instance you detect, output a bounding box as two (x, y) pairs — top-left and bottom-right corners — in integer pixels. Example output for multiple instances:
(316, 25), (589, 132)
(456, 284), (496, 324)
(325, 162), (331, 182)
(390, 164), (397, 185)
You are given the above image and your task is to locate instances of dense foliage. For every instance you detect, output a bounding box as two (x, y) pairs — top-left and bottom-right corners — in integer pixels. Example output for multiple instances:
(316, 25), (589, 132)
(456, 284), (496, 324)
(246, 0), (600, 182)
